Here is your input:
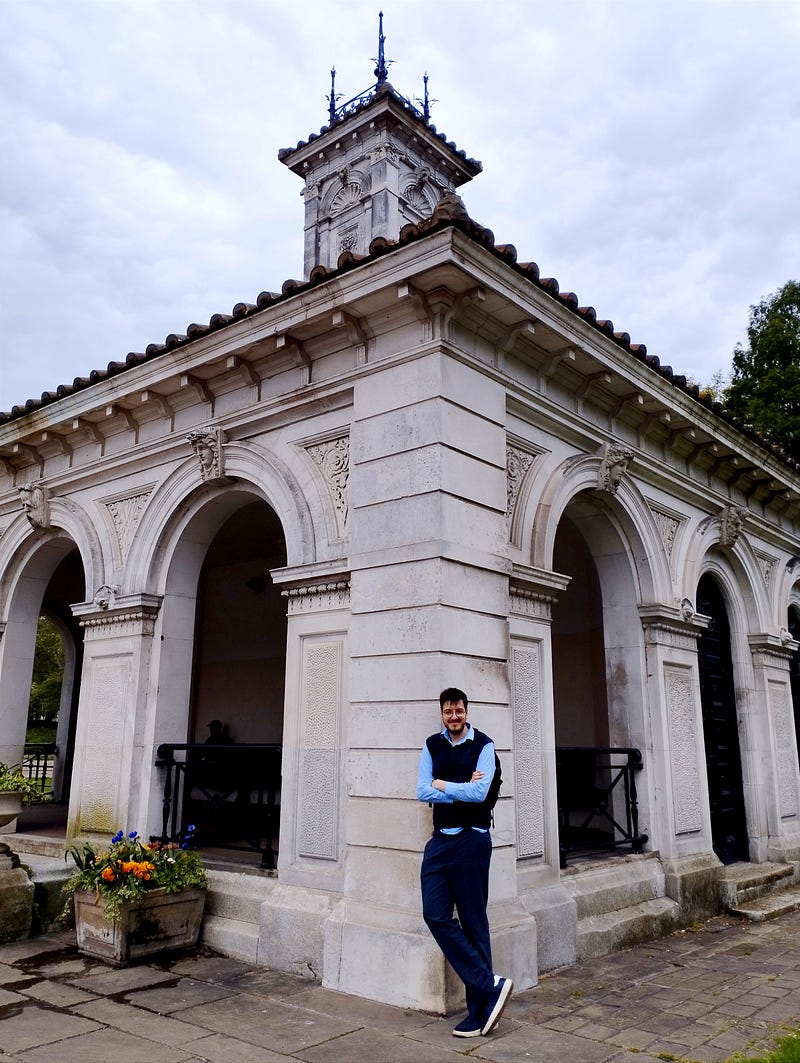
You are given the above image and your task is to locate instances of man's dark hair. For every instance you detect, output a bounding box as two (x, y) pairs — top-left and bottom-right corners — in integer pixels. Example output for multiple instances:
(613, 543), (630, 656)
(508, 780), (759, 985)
(439, 687), (468, 710)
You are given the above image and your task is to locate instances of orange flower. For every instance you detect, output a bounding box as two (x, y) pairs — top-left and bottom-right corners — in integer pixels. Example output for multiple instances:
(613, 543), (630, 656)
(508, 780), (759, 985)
(101, 866), (115, 882)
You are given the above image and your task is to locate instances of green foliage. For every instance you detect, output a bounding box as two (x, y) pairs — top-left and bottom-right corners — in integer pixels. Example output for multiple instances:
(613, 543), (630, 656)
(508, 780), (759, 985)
(724, 280), (800, 461)
(0, 761), (41, 802)
(27, 616), (64, 725)
(727, 1030), (800, 1061)
(64, 827), (207, 921)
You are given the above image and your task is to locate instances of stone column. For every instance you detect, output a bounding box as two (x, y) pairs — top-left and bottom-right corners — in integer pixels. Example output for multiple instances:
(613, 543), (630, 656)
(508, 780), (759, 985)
(639, 604), (721, 919)
(258, 564), (351, 977)
(508, 565), (577, 971)
(748, 633), (800, 865)
(68, 593), (162, 841)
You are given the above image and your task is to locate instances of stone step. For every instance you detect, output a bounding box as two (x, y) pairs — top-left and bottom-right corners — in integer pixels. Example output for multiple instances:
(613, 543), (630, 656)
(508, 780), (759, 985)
(205, 868), (275, 924)
(729, 884), (800, 922)
(563, 853), (667, 919)
(718, 861), (794, 909)
(8, 834), (67, 859)
(576, 896), (681, 961)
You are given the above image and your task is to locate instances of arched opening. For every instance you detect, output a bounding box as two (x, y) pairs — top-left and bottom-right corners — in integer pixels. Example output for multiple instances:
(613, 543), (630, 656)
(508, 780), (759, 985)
(1, 543), (85, 838)
(154, 494), (288, 868)
(696, 572), (749, 864)
(550, 501), (647, 864)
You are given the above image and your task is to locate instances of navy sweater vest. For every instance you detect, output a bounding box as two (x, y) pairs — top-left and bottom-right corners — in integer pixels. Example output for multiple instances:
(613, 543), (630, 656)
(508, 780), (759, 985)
(427, 728), (493, 830)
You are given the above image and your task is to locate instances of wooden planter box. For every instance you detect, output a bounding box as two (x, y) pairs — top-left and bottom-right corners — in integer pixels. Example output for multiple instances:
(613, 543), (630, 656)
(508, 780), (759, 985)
(74, 887), (205, 966)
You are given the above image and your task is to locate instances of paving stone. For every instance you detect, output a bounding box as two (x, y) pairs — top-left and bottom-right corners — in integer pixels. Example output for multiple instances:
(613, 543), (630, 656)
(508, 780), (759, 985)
(20, 979), (97, 1006)
(221, 965), (316, 998)
(299, 1026), (467, 1062)
(176, 993), (359, 1054)
(69, 964), (177, 995)
(188, 1033), (291, 1063)
(470, 1025), (618, 1062)
(12, 1026), (199, 1062)
(164, 953), (258, 984)
(605, 1026), (659, 1050)
(0, 932), (73, 962)
(0, 985), (27, 1005)
(288, 983), (434, 1033)
(0, 1002), (101, 1052)
(73, 996), (211, 1045)
(125, 976), (235, 1013)
(0, 960), (37, 984)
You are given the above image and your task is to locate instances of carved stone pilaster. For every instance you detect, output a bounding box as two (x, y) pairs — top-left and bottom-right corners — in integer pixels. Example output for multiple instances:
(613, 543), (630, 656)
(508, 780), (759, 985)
(664, 663), (703, 835)
(768, 678), (799, 819)
(18, 480), (50, 528)
(187, 426), (226, 482)
(72, 593), (162, 640)
(509, 565), (570, 621)
(512, 643), (544, 859)
(305, 435), (349, 535)
(597, 442), (634, 496)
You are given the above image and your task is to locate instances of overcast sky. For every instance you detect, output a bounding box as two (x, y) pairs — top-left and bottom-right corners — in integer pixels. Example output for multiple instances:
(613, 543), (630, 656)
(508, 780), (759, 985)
(1, 0), (798, 412)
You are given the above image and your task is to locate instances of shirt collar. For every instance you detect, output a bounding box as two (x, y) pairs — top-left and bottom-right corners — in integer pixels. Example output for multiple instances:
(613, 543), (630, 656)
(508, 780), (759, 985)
(440, 722), (474, 746)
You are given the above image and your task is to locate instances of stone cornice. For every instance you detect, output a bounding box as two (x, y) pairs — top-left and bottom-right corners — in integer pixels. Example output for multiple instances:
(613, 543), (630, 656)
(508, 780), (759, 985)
(640, 603), (709, 650)
(71, 593), (162, 639)
(509, 563), (571, 620)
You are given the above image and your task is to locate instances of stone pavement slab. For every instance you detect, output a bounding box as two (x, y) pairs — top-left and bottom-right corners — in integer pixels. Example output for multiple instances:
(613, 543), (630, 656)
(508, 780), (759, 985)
(0, 1003), (101, 1053)
(10, 1027), (201, 1063)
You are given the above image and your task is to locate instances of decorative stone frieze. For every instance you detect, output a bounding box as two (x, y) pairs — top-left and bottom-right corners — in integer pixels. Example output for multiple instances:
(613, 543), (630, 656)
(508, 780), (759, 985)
(281, 579), (351, 615)
(18, 481), (50, 528)
(748, 632), (798, 668)
(596, 442), (634, 496)
(664, 664), (703, 835)
(719, 503), (746, 547)
(187, 426), (226, 482)
(72, 593), (162, 640)
(509, 565), (570, 621)
(640, 604), (707, 650)
(305, 435), (349, 534)
(104, 490), (152, 563)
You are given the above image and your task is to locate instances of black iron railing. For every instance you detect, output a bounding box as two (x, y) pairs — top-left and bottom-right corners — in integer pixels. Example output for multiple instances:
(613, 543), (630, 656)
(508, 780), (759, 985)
(155, 743), (282, 870)
(22, 743), (56, 800)
(556, 746), (647, 869)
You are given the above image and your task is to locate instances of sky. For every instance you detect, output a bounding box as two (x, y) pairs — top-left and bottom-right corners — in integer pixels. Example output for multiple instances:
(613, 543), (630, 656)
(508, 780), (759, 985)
(1, 0), (798, 412)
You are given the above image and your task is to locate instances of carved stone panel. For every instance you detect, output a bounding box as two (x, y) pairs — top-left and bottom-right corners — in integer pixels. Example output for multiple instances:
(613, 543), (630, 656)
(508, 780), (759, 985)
(506, 445), (535, 522)
(306, 436), (350, 536)
(104, 491), (152, 563)
(19, 481), (50, 528)
(597, 443), (633, 496)
(187, 426), (225, 482)
(769, 679), (798, 820)
(297, 639), (342, 860)
(649, 504), (682, 561)
(78, 654), (132, 833)
(665, 664), (703, 835)
(512, 643), (544, 859)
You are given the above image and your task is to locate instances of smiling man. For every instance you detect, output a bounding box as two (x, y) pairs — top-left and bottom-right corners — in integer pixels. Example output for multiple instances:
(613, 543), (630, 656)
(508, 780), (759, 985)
(416, 687), (512, 1037)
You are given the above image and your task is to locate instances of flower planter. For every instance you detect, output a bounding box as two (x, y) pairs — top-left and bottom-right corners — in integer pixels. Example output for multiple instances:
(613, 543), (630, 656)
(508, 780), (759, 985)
(0, 791), (23, 832)
(74, 887), (205, 966)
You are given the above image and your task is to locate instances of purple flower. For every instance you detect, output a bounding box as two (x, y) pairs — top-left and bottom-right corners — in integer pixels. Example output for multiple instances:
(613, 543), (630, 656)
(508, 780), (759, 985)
(128, 831), (139, 839)
(112, 831), (124, 844)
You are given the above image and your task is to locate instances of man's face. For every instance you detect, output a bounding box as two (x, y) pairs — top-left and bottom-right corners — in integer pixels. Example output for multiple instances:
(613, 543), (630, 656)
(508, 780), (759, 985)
(441, 699), (468, 739)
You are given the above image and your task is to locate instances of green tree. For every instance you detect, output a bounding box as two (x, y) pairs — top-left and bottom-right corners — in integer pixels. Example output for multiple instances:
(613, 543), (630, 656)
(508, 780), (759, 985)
(27, 615), (64, 726)
(724, 280), (800, 460)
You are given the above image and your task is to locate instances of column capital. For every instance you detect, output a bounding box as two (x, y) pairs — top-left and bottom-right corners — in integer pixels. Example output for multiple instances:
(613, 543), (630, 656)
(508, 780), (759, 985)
(639, 603), (708, 650)
(271, 561), (351, 615)
(509, 564), (570, 621)
(71, 592), (163, 639)
(749, 631), (798, 666)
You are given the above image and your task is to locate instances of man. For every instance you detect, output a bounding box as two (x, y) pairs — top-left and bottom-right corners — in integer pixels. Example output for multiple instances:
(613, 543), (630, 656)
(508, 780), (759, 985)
(416, 686), (513, 1037)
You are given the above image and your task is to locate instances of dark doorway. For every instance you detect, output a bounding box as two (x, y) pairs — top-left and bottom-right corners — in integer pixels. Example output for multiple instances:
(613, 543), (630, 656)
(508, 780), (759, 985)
(788, 607), (800, 770)
(697, 574), (749, 864)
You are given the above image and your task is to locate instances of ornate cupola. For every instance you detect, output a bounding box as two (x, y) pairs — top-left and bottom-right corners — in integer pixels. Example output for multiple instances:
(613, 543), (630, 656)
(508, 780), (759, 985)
(279, 13), (482, 278)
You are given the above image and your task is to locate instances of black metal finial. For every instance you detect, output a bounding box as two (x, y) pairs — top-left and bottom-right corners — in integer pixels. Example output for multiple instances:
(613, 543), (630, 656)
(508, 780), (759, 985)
(374, 11), (388, 84)
(415, 72), (436, 122)
(327, 68), (341, 125)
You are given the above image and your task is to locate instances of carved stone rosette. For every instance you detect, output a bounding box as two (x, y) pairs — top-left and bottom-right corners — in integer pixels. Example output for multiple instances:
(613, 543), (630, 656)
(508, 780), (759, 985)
(306, 436), (349, 535)
(19, 480), (50, 528)
(597, 442), (634, 496)
(187, 426), (226, 482)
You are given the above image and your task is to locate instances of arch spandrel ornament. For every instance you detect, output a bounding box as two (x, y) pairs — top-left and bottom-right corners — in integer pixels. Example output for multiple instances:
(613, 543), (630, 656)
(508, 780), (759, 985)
(187, 426), (226, 482)
(18, 481), (50, 529)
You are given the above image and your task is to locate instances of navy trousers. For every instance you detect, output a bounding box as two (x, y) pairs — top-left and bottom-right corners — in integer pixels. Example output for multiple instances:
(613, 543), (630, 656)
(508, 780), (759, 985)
(420, 827), (495, 1018)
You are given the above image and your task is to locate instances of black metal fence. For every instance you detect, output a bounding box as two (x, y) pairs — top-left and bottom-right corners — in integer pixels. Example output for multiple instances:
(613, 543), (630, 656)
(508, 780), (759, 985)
(155, 743), (282, 870)
(556, 746), (647, 868)
(22, 742), (56, 801)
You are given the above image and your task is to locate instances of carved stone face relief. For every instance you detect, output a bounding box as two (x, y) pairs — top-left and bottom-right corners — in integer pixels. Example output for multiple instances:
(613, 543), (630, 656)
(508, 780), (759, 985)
(719, 503), (746, 547)
(187, 427), (225, 481)
(19, 481), (50, 528)
(597, 443), (634, 496)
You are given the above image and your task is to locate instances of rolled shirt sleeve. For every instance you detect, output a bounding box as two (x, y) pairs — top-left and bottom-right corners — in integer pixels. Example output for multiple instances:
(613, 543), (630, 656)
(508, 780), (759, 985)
(416, 734), (495, 804)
